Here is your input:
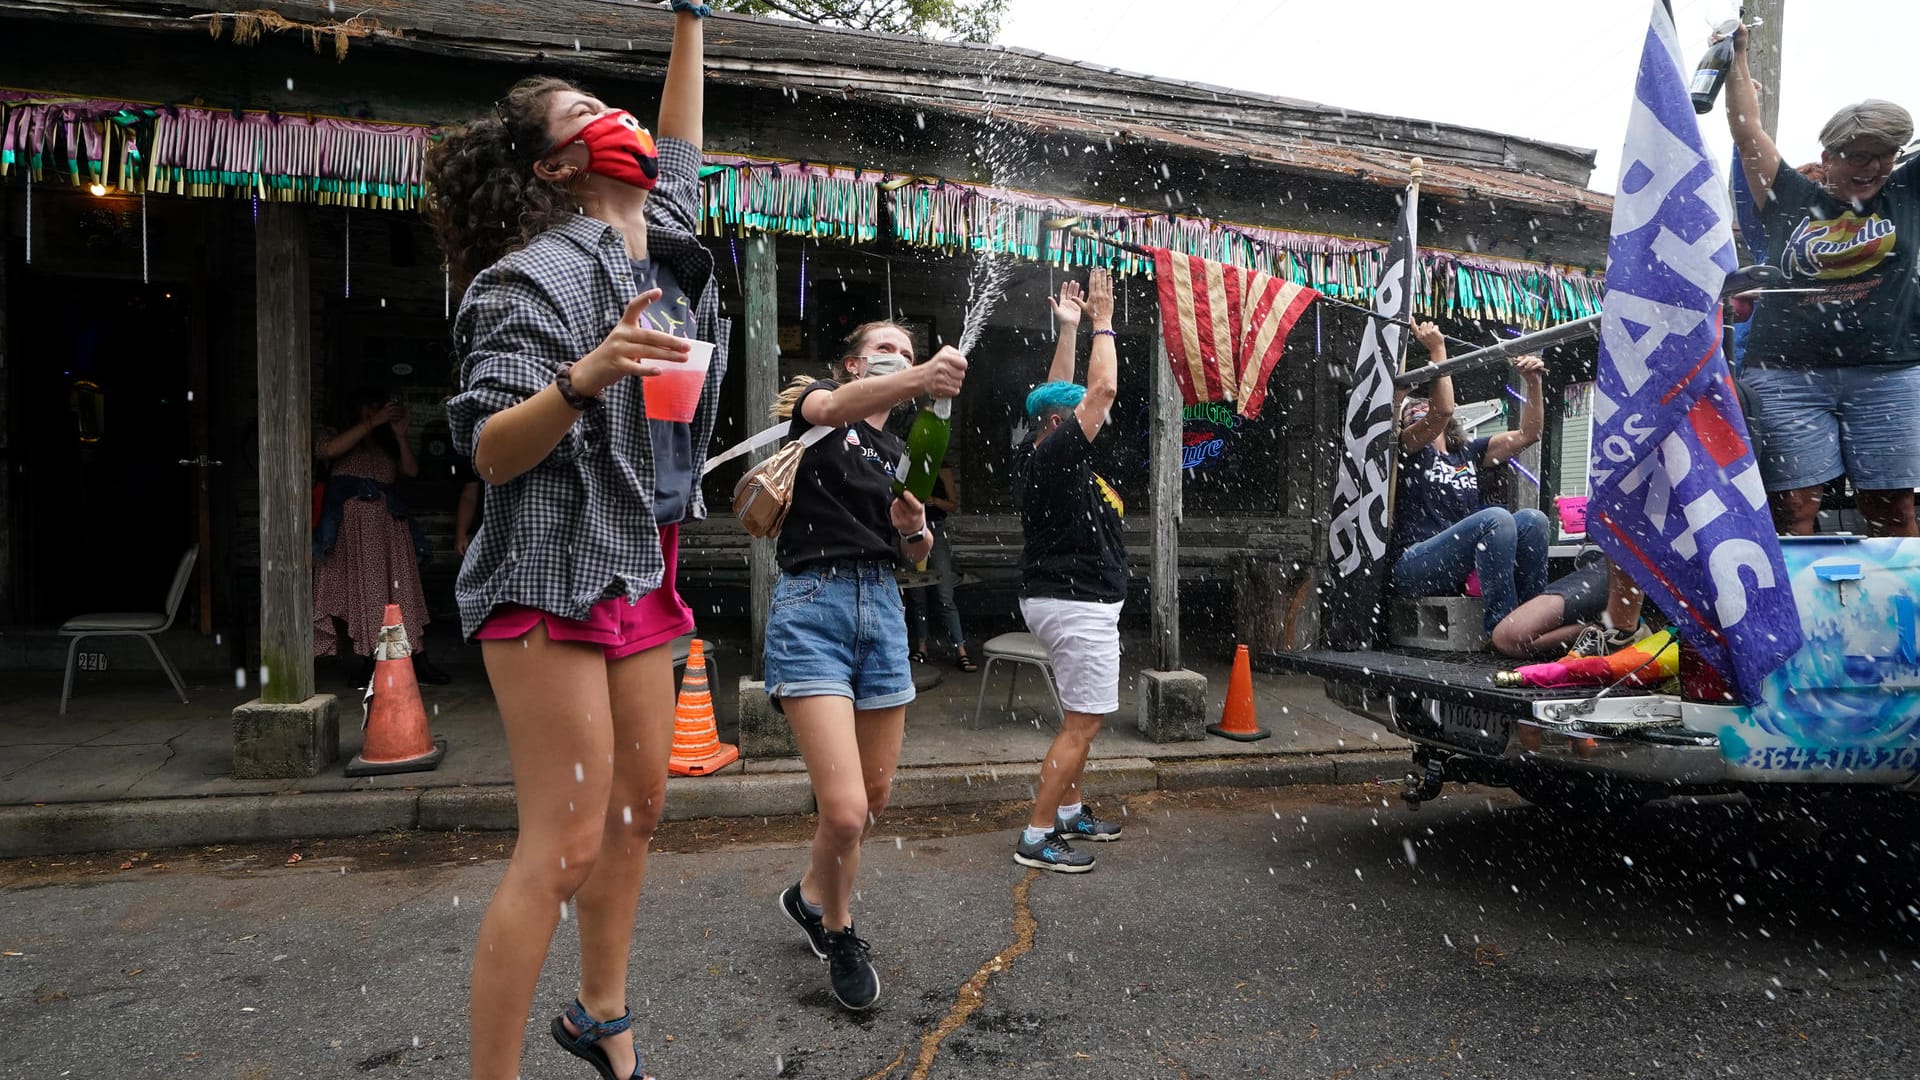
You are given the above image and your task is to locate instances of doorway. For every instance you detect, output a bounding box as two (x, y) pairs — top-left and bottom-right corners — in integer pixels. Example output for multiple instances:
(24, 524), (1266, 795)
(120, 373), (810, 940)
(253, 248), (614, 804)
(7, 272), (197, 622)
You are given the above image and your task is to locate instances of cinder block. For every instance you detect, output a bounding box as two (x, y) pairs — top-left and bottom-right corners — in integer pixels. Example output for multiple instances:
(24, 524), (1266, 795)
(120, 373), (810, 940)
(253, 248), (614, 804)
(1136, 669), (1209, 743)
(1388, 596), (1488, 652)
(232, 694), (340, 779)
(736, 678), (796, 759)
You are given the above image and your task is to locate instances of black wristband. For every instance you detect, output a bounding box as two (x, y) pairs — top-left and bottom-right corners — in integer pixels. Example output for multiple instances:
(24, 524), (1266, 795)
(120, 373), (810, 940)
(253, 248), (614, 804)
(554, 363), (601, 411)
(900, 528), (929, 546)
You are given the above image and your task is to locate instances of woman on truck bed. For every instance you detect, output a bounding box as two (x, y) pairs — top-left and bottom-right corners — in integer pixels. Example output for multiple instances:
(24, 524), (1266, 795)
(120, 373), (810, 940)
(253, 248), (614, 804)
(1388, 322), (1549, 637)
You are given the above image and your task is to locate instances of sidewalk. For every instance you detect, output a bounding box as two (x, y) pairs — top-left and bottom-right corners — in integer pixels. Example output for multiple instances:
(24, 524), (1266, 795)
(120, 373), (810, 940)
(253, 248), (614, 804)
(0, 633), (1407, 856)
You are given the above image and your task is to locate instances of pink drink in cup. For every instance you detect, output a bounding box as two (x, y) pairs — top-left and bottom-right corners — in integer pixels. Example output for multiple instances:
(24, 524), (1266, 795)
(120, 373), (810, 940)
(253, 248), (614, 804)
(641, 339), (713, 423)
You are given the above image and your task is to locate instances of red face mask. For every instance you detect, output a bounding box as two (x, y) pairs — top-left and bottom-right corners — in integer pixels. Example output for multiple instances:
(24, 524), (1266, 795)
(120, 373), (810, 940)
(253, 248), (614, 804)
(548, 109), (659, 190)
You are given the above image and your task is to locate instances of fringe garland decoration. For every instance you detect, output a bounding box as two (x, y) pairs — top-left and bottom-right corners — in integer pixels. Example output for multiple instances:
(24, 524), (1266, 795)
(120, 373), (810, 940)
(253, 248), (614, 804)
(1, 94), (1602, 328)
(1, 92), (430, 210)
(698, 154), (1604, 329)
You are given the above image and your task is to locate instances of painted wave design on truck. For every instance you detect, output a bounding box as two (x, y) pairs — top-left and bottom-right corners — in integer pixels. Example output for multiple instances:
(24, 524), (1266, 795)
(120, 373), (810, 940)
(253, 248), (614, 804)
(1720, 537), (1920, 775)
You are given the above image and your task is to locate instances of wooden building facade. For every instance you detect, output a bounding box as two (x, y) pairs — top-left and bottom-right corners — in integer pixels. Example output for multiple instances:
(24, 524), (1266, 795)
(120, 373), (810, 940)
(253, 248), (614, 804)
(0, 0), (1615, 699)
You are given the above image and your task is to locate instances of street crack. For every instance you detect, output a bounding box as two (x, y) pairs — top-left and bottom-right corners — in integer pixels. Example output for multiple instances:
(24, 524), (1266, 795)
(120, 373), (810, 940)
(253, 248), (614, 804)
(899, 867), (1040, 1080)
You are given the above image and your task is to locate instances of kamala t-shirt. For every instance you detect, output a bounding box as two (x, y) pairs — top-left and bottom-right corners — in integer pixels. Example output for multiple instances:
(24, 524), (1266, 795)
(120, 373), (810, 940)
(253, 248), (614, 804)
(1391, 435), (1492, 553)
(1746, 159), (1920, 368)
(1015, 413), (1128, 603)
(776, 380), (907, 572)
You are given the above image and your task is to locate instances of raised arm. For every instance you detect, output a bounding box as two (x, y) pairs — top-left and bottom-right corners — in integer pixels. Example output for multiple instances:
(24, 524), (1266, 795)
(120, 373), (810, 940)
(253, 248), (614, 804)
(319, 413), (381, 461)
(799, 347), (969, 428)
(1725, 24), (1783, 211)
(1483, 356), (1546, 465)
(1074, 269), (1118, 441)
(930, 466), (960, 514)
(1044, 279), (1084, 384)
(657, 6), (704, 148)
(392, 408), (419, 478)
(1397, 321), (1455, 451)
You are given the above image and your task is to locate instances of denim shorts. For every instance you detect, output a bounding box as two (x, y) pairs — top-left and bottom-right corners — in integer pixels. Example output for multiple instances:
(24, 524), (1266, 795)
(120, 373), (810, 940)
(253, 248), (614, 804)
(1742, 365), (1920, 492)
(764, 561), (915, 712)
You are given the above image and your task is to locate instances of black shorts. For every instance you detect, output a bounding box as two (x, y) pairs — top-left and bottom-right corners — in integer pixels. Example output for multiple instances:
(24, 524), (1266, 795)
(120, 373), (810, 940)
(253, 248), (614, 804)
(1541, 556), (1608, 625)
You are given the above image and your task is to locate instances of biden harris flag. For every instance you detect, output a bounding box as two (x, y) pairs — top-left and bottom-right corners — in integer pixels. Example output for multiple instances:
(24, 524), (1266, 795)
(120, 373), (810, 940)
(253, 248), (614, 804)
(1587, 1), (1801, 703)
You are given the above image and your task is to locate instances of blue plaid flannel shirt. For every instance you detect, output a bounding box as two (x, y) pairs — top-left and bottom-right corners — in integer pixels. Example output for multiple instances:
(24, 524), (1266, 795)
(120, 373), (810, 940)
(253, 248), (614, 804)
(447, 136), (731, 638)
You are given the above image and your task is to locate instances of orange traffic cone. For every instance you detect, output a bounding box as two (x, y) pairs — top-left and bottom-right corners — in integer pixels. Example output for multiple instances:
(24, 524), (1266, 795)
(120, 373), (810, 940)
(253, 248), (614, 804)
(668, 639), (739, 776)
(1207, 644), (1270, 741)
(345, 604), (447, 776)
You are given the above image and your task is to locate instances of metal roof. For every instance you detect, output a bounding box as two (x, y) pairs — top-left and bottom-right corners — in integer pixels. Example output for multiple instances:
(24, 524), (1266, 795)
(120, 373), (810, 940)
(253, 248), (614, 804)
(3, 0), (1610, 212)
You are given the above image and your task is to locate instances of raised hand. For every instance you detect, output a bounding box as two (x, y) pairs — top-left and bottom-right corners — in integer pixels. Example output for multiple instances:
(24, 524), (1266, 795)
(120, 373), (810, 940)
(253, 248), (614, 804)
(1048, 279), (1085, 329)
(1411, 320), (1446, 356)
(1085, 268), (1115, 324)
(1512, 355), (1546, 380)
(920, 345), (968, 400)
(573, 289), (692, 396)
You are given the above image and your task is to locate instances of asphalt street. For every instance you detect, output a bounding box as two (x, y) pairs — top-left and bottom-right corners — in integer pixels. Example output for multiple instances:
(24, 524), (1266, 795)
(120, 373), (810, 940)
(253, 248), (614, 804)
(4, 785), (1919, 1079)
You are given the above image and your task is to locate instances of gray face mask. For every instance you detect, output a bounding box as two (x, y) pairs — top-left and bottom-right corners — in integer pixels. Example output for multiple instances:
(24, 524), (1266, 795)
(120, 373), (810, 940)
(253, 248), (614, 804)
(860, 352), (911, 379)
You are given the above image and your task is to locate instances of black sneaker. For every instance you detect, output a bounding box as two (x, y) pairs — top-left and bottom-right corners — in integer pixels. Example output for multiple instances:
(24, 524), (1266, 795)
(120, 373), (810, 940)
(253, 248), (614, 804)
(1013, 831), (1096, 873)
(824, 925), (880, 1010)
(1055, 806), (1123, 842)
(778, 882), (829, 960)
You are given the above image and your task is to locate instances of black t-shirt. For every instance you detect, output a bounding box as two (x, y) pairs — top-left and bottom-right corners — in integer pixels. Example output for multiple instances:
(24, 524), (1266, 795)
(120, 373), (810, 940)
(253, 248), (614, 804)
(1391, 435), (1493, 554)
(1015, 414), (1128, 603)
(776, 381), (907, 572)
(633, 258), (696, 525)
(1747, 159), (1920, 368)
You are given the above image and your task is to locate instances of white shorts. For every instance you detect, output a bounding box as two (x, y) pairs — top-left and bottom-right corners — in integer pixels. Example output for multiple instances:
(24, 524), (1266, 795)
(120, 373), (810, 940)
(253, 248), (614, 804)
(1019, 596), (1123, 715)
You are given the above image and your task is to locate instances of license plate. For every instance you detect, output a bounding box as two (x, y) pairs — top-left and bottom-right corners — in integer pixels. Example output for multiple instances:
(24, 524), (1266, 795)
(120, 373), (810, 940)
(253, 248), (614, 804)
(1397, 695), (1514, 755)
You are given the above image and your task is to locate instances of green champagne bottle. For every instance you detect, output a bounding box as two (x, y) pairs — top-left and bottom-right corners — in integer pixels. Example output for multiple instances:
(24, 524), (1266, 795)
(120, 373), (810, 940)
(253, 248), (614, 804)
(893, 397), (952, 502)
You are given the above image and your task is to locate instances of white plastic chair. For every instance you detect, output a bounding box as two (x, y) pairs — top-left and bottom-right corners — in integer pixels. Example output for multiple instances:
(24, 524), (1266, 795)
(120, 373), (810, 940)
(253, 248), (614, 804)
(971, 631), (1064, 729)
(59, 546), (199, 716)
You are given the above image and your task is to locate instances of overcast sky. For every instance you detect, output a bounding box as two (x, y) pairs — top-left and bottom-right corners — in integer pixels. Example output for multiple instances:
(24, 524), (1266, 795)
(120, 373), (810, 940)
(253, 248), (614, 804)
(996, 0), (1916, 194)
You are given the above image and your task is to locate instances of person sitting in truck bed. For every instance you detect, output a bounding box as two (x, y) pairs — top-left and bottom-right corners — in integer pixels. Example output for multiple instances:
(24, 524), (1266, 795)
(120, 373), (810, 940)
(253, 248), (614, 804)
(1388, 322), (1549, 638)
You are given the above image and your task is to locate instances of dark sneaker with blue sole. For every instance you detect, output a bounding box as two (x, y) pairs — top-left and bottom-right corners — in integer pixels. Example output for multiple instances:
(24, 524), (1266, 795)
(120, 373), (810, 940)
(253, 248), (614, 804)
(1056, 806), (1122, 842)
(778, 882), (829, 960)
(825, 925), (881, 1010)
(1014, 831), (1095, 873)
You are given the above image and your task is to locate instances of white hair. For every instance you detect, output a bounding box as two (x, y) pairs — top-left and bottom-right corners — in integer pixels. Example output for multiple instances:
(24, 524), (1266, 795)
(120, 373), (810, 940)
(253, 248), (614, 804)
(1819, 100), (1914, 152)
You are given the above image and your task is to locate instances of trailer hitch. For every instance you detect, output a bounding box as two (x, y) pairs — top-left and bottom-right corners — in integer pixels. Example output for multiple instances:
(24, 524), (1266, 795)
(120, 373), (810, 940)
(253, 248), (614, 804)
(1403, 749), (1447, 807)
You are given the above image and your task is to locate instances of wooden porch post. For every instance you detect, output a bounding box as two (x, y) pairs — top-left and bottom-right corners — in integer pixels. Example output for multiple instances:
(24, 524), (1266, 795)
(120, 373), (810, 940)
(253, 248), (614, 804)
(743, 233), (780, 674)
(254, 203), (316, 706)
(1136, 323), (1206, 741)
(1148, 330), (1181, 671)
(233, 201), (335, 779)
(736, 232), (796, 757)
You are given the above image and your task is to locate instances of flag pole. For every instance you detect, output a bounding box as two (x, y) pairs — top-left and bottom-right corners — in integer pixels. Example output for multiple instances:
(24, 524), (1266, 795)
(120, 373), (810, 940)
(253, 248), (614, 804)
(1381, 160), (1423, 567)
(1394, 265), (1785, 390)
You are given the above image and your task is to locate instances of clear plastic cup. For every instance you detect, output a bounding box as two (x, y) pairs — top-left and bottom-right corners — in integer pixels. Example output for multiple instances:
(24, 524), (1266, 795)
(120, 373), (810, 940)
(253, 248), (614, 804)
(641, 339), (713, 422)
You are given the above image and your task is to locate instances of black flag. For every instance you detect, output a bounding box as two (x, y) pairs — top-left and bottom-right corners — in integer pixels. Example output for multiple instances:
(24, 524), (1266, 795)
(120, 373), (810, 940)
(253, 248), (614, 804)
(1324, 173), (1420, 650)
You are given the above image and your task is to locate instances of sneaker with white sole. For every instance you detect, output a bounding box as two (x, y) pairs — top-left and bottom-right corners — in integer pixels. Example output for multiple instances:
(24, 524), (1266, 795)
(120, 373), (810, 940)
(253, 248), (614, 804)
(778, 881), (829, 960)
(824, 925), (880, 1010)
(1055, 806), (1123, 842)
(1564, 620), (1650, 660)
(1014, 831), (1096, 873)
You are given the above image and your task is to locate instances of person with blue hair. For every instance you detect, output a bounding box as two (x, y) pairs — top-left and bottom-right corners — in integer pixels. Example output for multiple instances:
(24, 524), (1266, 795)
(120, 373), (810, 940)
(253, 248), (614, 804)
(1011, 270), (1128, 874)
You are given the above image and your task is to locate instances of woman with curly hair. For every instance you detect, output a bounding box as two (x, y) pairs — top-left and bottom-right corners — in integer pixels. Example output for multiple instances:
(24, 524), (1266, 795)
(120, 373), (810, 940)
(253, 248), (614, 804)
(425, 5), (723, 1079)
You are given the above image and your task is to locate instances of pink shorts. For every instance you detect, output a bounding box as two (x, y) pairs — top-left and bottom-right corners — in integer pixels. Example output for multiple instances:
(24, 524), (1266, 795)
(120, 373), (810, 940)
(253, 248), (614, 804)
(474, 524), (695, 660)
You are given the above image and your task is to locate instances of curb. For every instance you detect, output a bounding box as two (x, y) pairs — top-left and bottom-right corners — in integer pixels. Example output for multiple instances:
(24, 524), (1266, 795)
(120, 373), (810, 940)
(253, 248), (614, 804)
(0, 750), (1409, 858)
